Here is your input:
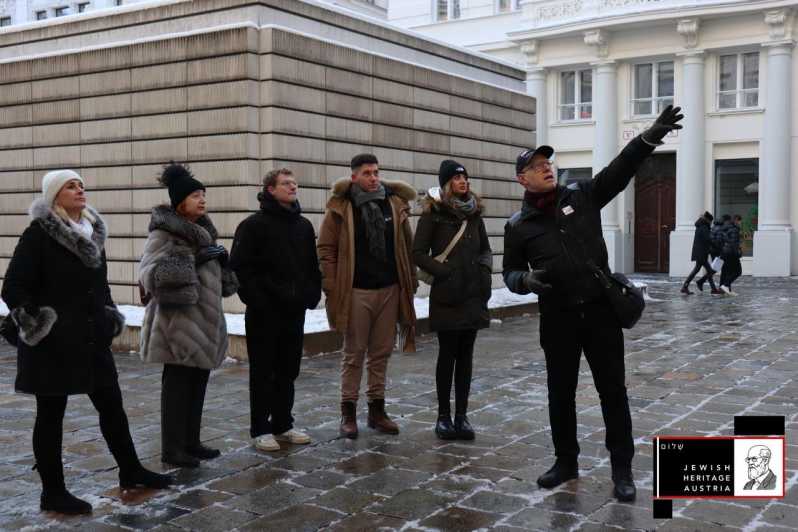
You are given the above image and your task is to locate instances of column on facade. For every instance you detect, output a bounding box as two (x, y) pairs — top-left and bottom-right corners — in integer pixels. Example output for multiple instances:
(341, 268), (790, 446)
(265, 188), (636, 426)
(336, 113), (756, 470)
(753, 34), (794, 275)
(14, 0), (29, 24)
(669, 50), (705, 276)
(525, 68), (547, 146)
(593, 61), (623, 271)
(520, 40), (547, 146)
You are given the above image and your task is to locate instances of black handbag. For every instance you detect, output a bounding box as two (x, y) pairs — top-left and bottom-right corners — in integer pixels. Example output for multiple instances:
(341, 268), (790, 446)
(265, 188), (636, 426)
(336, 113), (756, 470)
(589, 263), (645, 329)
(0, 315), (19, 346)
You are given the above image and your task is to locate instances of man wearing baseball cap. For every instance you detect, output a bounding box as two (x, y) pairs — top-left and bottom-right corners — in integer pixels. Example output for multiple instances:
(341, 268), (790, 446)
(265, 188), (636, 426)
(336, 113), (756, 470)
(503, 105), (683, 502)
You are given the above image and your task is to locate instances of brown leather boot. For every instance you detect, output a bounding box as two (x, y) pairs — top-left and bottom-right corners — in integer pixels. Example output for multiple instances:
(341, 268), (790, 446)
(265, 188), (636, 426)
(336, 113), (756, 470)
(367, 399), (399, 435)
(339, 401), (358, 439)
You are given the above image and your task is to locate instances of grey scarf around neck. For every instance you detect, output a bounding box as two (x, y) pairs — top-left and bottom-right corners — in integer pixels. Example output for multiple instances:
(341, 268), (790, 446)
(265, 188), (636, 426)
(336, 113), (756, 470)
(350, 183), (388, 262)
(447, 193), (478, 219)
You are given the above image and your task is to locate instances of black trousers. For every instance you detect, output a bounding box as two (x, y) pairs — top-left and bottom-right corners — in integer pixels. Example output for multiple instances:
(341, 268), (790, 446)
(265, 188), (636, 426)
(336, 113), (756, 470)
(34, 382), (140, 491)
(685, 258), (716, 290)
(246, 309), (305, 438)
(436, 329), (477, 416)
(161, 364), (210, 453)
(720, 256), (742, 288)
(539, 303), (634, 470)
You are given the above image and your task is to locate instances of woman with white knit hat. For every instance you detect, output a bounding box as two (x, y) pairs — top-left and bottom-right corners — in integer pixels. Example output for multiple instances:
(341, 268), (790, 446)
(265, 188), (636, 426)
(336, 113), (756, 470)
(2, 170), (172, 515)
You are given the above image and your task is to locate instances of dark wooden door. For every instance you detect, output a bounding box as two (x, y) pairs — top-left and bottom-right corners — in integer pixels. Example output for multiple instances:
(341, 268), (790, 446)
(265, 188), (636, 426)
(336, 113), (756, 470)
(634, 154), (676, 273)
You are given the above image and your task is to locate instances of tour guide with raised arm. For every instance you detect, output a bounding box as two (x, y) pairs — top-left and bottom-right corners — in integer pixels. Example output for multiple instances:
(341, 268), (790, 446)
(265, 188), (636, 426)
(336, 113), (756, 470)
(502, 105), (683, 502)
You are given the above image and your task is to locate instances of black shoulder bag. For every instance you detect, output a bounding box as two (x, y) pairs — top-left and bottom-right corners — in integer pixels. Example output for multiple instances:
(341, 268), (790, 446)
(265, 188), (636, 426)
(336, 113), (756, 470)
(586, 261), (645, 329)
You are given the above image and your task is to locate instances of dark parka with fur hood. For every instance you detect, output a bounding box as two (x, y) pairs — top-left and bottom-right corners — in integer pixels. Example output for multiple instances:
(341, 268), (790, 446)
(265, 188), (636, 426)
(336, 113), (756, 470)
(413, 190), (492, 332)
(138, 206), (238, 370)
(2, 199), (126, 395)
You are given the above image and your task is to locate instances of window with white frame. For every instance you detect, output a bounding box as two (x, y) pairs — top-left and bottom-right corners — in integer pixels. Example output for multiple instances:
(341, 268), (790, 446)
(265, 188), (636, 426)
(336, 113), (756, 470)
(559, 69), (592, 121)
(632, 61), (674, 116)
(35, 10), (47, 20)
(78, 2), (90, 13)
(435, 0), (461, 21)
(497, 0), (518, 13)
(55, 6), (69, 16)
(0, 16), (11, 26)
(718, 52), (759, 110)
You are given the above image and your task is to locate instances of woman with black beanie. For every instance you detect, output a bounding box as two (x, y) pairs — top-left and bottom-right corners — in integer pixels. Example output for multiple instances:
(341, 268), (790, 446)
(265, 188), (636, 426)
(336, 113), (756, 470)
(2, 170), (172, 515)
(138, 163), (238, 468)
(413, 160), (493, 440)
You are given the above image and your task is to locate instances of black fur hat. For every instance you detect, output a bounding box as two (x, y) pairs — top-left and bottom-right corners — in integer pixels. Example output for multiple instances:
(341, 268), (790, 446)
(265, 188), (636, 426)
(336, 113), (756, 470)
(158, 162), (205, 208)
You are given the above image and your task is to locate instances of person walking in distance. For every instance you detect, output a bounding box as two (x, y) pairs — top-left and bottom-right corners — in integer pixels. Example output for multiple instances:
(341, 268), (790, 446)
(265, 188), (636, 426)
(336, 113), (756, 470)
(680, 211), (717, 295)
(230, 168), (322, 452)
(503, 106), (683, 502)
(318, 154), (418, 439)
(719, 214), (743, 295)
(139, 163), (239, 468)
(413, 160), (492, 441)
(2, 170), (172, 515)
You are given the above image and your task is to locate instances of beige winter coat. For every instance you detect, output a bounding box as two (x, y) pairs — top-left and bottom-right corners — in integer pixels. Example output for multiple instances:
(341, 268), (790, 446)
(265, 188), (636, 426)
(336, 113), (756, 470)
(317, 178), (418, 351)
(138, 206), (238, 370)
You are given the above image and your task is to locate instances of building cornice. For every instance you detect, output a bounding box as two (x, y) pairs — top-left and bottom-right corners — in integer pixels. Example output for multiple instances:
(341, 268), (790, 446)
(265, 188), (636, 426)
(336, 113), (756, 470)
(507, 0), (795, 43)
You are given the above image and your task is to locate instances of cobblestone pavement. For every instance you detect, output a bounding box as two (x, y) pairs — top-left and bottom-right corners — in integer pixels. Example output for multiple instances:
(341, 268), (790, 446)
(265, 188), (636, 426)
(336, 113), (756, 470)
(1, 276), (796, 531)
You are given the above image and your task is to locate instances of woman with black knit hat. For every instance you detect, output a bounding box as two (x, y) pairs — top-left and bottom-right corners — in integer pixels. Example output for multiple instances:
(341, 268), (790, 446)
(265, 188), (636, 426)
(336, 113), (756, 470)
(413, 160), (492, 440)
(138, 163), (238, 468)
(2, 170), (172, 515)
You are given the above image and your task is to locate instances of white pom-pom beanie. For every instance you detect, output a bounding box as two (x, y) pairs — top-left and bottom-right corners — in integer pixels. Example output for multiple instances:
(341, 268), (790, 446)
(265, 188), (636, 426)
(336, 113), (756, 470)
(42, 169), (84, 206)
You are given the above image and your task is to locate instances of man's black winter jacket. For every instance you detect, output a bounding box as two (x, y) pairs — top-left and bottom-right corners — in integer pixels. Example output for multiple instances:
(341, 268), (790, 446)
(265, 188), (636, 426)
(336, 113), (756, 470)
(230, 193), (322, 313)
(503, 136), (655, 311)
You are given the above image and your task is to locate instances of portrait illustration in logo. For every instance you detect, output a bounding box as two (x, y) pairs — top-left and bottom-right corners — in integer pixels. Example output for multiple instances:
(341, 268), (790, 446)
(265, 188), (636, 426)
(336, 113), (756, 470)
(743, 445), (777, 490)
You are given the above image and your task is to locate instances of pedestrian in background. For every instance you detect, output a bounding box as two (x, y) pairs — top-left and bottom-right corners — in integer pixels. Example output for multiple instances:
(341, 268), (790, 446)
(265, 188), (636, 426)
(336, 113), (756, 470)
(139, 163), (238, 468)
(681, 211), (716, 295)
(2, 170), (172, 515)
(230, 168), (321, 452)
(318, 154), (418, 439)
(413, 160), (492, 440)
(719, 214), (743, 295)
(697, 217), (725, 295)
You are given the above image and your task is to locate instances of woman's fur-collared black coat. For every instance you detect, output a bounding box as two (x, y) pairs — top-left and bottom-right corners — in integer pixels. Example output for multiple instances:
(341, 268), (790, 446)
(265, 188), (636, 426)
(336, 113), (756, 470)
(412, 191), (492, 332)
(2, 199), (125, 395)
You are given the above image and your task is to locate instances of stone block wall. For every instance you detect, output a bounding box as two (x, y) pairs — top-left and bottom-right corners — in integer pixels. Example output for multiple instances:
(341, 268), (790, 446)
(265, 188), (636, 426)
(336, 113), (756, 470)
(0, 23), (535, 312)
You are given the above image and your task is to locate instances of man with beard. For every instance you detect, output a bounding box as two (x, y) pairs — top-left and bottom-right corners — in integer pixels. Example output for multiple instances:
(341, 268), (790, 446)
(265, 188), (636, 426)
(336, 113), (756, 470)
(503, 106), (684, 502)
(743, 445), (777, 490)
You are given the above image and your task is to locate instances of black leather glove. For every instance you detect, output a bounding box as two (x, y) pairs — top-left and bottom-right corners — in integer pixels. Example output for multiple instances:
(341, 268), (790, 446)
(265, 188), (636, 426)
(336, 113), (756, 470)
(522, 270), (553, 296)
(196, 245), (226, 266)
(216, 247), (229, 267)
(642, 104), (684, 145)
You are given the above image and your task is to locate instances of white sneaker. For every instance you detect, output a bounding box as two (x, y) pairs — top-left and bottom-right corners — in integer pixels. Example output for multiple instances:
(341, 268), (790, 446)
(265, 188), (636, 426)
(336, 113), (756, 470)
(254, 434), (280, 452)
(274, 429), (311, 445)
(720, 285), (734, 296)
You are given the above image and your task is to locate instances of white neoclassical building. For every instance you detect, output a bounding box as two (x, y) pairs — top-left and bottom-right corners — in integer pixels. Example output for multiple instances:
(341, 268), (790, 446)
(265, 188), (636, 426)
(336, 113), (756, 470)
(389, 0), (798, 277)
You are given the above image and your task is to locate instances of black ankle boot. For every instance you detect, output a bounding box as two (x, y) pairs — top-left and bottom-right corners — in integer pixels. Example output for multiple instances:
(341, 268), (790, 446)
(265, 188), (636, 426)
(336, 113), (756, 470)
(434, 415), (457, 440)
(537, 459), (579, 488)
(612, 469), (636, 502)
(119, 466), (173, 489)
(161, 450), (200, 468)
(40, 490), (93, 515)
(453, 414), (475, 440)
(187, 443), (221, 460)
(36, 464), (92, 515)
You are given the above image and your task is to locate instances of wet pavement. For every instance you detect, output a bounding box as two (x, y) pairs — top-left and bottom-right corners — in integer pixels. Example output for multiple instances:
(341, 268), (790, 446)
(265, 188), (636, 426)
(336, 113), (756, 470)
(0, 275), (796, 531)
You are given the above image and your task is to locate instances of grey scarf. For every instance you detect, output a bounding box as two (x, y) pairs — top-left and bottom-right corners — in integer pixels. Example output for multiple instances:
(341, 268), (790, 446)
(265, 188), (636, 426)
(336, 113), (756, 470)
(351, 183), (388, 262)
(447, 193), (478, 219)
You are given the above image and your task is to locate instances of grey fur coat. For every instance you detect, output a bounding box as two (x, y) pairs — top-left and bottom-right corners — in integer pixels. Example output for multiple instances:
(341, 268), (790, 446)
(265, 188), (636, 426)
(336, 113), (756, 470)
(138, 205), (238, 370)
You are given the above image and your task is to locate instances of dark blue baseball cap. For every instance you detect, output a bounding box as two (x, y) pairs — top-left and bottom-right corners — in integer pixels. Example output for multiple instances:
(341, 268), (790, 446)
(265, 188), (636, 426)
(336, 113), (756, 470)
(516, 145), (555, 174)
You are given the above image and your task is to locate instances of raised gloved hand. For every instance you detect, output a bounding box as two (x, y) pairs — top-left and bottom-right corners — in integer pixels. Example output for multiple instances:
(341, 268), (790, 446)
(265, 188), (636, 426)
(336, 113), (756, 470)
(196, 245), (226, 266)
(522, 270), (553, 296)
(642, 104), (684, 145)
